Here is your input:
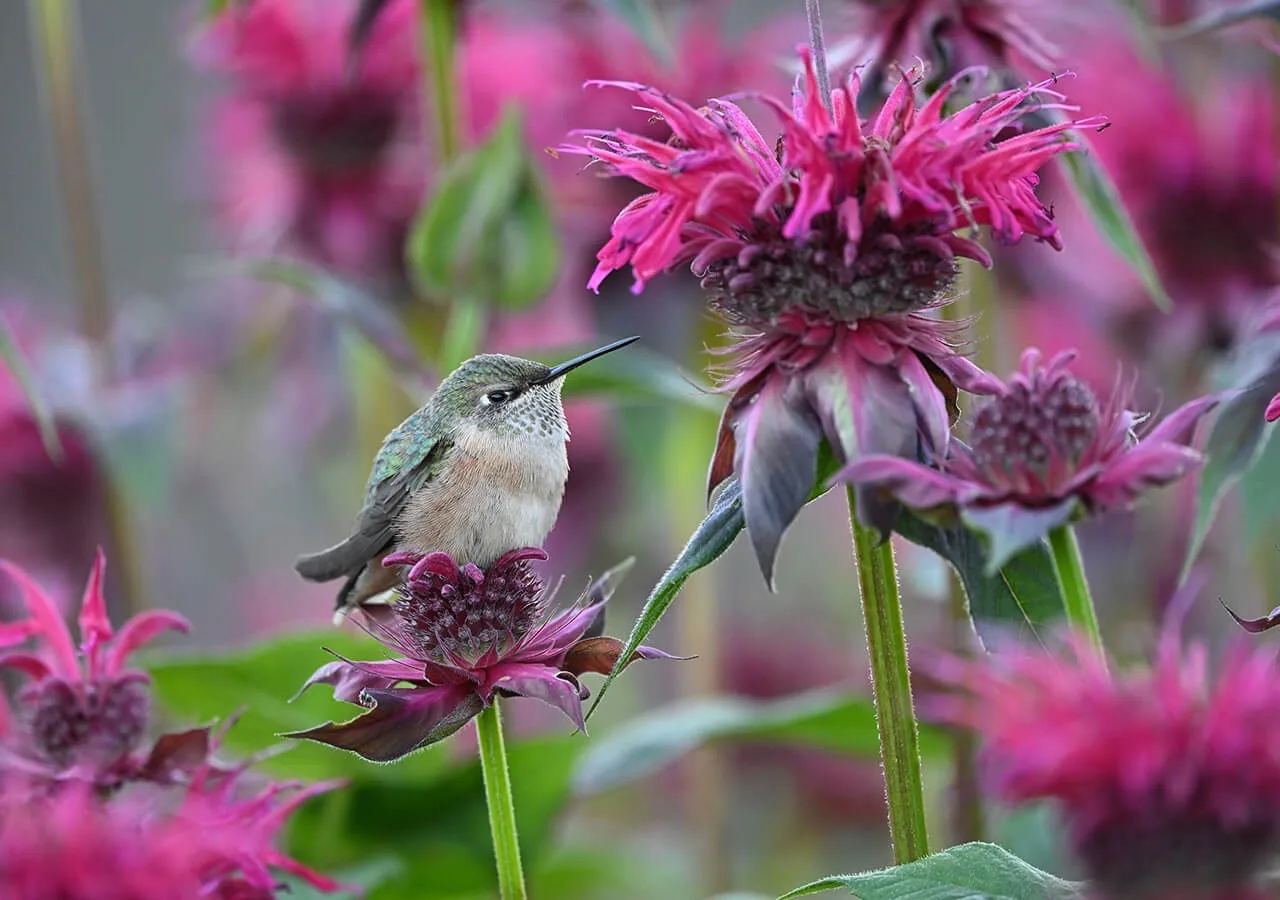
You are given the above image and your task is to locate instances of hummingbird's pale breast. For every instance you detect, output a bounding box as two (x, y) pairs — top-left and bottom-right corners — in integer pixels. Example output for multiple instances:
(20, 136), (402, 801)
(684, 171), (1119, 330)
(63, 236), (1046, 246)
(395, 419), (569, 567)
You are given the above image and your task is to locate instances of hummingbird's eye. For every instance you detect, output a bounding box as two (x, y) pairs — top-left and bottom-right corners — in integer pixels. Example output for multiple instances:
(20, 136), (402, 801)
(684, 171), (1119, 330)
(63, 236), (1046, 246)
(484, 389), (515, 406)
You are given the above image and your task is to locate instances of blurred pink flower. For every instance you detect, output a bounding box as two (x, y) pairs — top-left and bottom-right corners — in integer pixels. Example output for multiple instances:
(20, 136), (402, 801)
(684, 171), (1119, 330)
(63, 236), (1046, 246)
(926, 623), (1280, 899)
(0, 759), (346, 898)
(0, 551), (192, 787)
(842, 348), (1217, 566)
(461, 5), (793, 243)
(291, 549), (671, 762)
(834, 0), (1063, 87)
(566, 50), (1094, 577)
(193, 0), (424, 285)
(1015, 36), (1280, 367)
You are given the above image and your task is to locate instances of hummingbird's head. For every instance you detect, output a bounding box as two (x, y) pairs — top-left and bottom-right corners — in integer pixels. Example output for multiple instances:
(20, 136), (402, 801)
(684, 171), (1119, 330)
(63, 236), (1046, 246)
(441, 337), (639, 439)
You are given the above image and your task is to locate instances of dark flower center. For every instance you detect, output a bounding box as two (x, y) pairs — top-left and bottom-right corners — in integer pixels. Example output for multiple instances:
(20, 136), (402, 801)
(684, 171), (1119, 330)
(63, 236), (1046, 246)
(22, 677), (150, 768)
(271, 89), (400, 177)
(395, 561), (544, 663)
(701, 214), (958, 328)
(1077, 815), (1277, 898)
(968, 371), (1100, 479)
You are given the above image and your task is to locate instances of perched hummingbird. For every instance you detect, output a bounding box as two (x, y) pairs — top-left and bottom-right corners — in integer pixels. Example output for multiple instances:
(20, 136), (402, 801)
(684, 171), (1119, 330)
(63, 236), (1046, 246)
(295, 336), (639, 613)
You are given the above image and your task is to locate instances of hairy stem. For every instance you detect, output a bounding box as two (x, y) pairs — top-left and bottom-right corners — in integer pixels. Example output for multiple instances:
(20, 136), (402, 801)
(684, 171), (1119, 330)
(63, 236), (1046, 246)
(804, 0), (833, 112)
(476, 700), (527, 900)
(1048, 524), (1105, 655)
(848, 488), (930, 864)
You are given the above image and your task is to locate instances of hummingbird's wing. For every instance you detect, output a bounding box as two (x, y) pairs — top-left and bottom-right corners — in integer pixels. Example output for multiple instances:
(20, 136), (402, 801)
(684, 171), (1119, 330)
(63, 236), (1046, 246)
(293, 427), (452, 583)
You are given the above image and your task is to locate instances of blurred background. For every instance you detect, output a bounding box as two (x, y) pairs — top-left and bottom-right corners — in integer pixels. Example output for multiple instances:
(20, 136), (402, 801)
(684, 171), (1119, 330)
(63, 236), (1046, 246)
(2, 0), (1279, 897)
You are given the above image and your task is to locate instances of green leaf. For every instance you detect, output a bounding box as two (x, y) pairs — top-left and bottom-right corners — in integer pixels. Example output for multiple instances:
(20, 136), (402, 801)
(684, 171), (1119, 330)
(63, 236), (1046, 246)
(241, 257), (431, 386)
(584, 475), (745, 719)
(574, 689), (952, 795)
(595, 0), (673, 66)
(408, 107), (560, 310)
(1182, 361), (1280, 581)
(778, 842), (1082, 899)
(531, 341), (719, 413)
(0, 311), (62, 463)
(894, 510), (1065, 647)
(1057, 146), (1171, 312)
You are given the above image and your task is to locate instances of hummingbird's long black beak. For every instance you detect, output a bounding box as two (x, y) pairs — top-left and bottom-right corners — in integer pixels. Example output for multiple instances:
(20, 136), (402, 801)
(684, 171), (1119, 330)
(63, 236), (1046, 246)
(533, 335), (640, 385)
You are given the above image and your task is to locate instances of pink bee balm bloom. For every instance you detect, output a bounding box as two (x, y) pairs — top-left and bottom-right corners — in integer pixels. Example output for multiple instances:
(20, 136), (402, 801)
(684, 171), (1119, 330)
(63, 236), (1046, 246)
(566, 50), (1098, 579)
(0, 762), (347, 898)
(289, 549), (673, 762)
(841, 348), (1219, 568)
(0, 551), (191, 787)
(835, 0), (1065, 89)
(192, 0), (423, 284)
(925, 624), (1280, 899)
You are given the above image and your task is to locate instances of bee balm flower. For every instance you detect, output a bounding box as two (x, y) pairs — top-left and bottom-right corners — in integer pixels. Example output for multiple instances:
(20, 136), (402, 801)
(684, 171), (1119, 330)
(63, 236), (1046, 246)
(841, 348), (1218, 567)
(566, 49), (1099, 580)
(290, 549), (672, 762)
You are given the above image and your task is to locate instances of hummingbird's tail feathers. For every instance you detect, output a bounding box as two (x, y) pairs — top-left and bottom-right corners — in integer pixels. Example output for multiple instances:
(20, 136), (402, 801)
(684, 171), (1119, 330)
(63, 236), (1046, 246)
(294, 530), (387, 582)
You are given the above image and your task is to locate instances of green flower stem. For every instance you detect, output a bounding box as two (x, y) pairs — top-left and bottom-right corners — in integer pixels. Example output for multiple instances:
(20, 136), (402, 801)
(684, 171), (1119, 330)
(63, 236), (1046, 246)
(1047, 524), (1105, 655)
(847, 488), (930, 864)
(418, 0), (461, 164)
(415, 0), (485, 367)
(476, 700), (527, 900)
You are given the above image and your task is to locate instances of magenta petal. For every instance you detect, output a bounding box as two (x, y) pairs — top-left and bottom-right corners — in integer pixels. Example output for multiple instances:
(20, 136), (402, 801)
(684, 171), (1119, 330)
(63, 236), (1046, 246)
(1087, 445), (1203, 510)
(1222, 600), (1280, 634)
(489, 663), (588, 732)
(0, 652), (52, 681)
(77, 549), (112, 660)
(294, 657), (420, 705)
(283, 684), (479, 763)
(1266, 393), (1280, 423)
(960, 498), (1078, 573)
(1141, 394), (1220, 445)
(0, 560), (79, 679)
(837, 456), (967, 509)
(106, 610), (191, 675)
(898, 350), (951, 455)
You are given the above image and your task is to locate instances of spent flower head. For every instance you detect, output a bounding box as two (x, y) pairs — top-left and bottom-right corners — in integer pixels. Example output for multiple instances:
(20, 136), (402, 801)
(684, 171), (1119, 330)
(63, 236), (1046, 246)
(0, 551), (194, 787)
(289, 549), (673, 762)
(925, 616), (1280, 900)
(841, 348), (1218, 567)
(565, 50), (1098, 580)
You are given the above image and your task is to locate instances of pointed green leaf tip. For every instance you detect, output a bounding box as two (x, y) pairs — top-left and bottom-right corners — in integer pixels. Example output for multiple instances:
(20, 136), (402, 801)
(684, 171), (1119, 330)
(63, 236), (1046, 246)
(1057, 145), (1172, 312)
(0, 313), (62, 464)
(408, 106), (560, 310)
(777, 842), (1082, 899)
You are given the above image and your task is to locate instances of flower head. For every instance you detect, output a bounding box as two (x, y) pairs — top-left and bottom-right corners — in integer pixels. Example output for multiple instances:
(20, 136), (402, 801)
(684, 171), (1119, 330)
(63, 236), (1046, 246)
(0, 749), (347, 898)
(0, 551), (191, 786)
(192, 0), (423, 283)
(566, 50), (1096, 579)
(925, 622), (1280, 899)
(289, 549), (673, 762)
(835, 0), (1066, 93)
(841, 348), (1218, 567)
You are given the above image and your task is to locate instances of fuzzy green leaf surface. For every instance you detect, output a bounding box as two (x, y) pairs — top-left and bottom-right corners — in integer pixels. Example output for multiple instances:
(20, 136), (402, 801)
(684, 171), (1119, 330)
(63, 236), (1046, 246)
(778, 842), (1082, 899)
(574, 689), (951, 795)
(1058, 145), (1171, 312)
(894, 510), (1065, 646)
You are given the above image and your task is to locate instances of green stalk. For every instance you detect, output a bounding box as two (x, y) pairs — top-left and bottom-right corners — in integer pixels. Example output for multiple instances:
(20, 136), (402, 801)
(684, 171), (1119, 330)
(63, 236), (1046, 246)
(418, 0), (461, 164)
(415, 0), (484, 367)
(475, 701), (527, 900)
(30, 0), (152, 617)
(1047, 524), (1105, 655)
(847, 488), (930, 864)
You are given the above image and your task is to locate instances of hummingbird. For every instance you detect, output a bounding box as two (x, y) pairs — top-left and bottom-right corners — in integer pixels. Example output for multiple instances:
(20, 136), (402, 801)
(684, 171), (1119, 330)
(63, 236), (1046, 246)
(295, 336), (639, 614)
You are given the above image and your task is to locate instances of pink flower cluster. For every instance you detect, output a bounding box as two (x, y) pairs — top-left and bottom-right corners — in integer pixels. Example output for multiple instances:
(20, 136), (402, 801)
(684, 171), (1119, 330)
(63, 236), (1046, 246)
(0, 554), (346, 897)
